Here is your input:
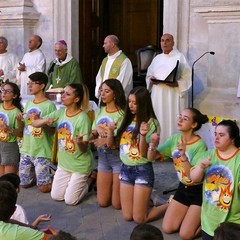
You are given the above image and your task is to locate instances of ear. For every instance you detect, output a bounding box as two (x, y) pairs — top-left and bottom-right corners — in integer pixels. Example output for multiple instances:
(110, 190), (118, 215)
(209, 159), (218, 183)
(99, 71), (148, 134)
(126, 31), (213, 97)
(74, 97), (80, 103)
(191, 122), (197, 130)
(40, 83), (45, 90)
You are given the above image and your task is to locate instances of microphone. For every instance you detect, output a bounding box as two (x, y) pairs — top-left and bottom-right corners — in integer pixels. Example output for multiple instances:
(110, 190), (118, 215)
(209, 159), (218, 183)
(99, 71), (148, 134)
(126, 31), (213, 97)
(191, 51), (215, 108)
(192, 51), (215, 67)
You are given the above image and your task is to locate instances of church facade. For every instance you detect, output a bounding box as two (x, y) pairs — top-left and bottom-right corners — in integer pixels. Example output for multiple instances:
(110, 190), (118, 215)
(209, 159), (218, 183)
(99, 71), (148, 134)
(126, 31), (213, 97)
(1, 0), (240, 121)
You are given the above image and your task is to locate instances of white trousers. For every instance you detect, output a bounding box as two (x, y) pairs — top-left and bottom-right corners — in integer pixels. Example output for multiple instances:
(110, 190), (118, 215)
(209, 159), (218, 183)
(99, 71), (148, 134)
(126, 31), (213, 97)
(51, 167), (89, 205)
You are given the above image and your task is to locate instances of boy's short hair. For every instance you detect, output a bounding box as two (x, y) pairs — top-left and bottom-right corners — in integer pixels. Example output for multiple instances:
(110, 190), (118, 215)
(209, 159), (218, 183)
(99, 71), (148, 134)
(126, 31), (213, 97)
(49, 231), (77, 240)
(0, 181), (17, 221)
(28, 72), (48, 89)
(0, 173), (20, 190)
(214, 222), (240, 240)
(130, 223), (164, 240)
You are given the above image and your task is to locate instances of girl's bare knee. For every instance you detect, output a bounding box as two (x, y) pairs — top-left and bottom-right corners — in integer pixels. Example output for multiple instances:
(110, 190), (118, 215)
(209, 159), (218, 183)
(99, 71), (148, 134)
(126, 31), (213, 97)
(162, 223), (176, 234)
(179, 229), (195, 240)
(112, 202), (121, 210)
(98, 201), (111, 208)
(133, 215), (147, 224)
(123, 213), (133, 222)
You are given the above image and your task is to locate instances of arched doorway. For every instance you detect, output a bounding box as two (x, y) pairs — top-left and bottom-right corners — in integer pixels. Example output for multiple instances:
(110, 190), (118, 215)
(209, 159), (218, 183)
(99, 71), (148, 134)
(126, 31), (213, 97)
(79, 0), (163, 100)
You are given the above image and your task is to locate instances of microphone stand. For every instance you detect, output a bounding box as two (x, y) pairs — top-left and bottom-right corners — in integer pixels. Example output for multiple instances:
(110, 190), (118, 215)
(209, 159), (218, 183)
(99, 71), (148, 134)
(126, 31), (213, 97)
(191, 51), (215, 108)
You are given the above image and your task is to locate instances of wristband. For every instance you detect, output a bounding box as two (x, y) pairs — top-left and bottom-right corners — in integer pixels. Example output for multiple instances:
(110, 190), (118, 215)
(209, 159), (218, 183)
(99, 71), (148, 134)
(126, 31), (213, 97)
(148, 146), (156, 151)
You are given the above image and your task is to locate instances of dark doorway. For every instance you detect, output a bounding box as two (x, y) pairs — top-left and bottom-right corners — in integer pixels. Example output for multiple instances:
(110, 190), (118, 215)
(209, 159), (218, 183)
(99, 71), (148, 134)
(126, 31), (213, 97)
(79, 0), (163, 100)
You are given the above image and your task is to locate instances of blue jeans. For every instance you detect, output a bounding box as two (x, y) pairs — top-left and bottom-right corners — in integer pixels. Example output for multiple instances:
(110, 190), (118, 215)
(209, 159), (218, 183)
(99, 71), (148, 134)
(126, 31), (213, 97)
(119, 162), (154, 188)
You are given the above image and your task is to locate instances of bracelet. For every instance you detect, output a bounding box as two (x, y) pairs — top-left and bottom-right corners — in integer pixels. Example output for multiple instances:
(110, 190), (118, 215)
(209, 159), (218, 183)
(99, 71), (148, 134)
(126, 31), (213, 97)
(148, 146), (156, 151)
(9, 128), (14, 134)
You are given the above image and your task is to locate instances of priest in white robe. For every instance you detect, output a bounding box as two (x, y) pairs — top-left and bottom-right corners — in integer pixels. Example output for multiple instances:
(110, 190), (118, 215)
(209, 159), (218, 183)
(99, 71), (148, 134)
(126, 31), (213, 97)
(16, 35), (46, 96)
(146, 33), (191, 145)
(0, 36), (19, 83)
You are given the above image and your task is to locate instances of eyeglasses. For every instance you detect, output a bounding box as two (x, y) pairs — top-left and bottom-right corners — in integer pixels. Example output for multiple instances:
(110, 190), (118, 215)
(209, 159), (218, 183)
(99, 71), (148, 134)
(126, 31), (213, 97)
(176, 114), (190, 122)
(1, 89), (13, 94)
(27, 82), (41, 86)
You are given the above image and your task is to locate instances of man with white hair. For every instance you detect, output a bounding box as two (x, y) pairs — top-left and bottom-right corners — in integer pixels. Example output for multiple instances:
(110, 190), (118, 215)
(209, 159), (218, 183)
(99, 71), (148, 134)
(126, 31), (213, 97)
(0, 36), (19, 83)
(46, 40), (82, 90)
(95, 35), (133, 98)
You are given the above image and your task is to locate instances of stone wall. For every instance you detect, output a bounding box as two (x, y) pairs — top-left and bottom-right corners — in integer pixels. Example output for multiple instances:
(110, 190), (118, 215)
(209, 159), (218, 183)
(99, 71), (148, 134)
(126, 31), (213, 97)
(1, 0), (240, 121)
(164, 0), (240, 121)
(0, 0), (79, 67)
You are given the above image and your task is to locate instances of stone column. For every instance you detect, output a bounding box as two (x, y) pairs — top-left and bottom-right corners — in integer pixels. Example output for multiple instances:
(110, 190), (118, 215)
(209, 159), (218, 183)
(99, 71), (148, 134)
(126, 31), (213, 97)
(53, 0), (79, 60)
(0, 0), (40, 56)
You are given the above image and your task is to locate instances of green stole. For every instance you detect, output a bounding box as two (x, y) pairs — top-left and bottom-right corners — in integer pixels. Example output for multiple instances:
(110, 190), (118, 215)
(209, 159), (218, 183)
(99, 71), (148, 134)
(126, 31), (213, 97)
(100, 52), (127, 79)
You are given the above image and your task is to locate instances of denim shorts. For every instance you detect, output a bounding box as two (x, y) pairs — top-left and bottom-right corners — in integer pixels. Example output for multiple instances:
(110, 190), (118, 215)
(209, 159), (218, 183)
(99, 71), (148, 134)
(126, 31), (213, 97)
(119, 162), (154, 188)
(19, 154), (52, 187)
(97, 148), (121, 174)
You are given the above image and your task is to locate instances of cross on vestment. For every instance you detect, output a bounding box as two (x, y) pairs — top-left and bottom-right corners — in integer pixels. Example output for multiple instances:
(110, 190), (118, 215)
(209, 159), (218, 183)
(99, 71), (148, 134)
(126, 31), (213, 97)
(56, 76), (61, 84)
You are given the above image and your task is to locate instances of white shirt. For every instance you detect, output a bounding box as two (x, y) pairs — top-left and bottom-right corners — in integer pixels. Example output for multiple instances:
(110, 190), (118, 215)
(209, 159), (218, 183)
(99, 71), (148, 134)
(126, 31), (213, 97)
(0, 52), (19, 83)
(16, 49), (46, 96)
(11, 204), (29, 224)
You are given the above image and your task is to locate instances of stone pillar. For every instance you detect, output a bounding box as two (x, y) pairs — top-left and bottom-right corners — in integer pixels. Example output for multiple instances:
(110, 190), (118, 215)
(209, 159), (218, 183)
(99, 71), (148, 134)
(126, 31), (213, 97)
(53, 0), (79, 60)
(0, 0), (40, 56)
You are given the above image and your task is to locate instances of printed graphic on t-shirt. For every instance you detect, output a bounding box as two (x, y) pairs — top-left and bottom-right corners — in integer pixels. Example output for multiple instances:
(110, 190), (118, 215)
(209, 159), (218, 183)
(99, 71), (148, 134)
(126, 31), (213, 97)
(97, 116), (112, 132)
(172, 149), (192, 185)
(24, 108), (43, 138)
(0, 112), (9, 141)
(120, 125), (140, 160)
(57, 121), (75, 154)
(205, 165), (233, 211)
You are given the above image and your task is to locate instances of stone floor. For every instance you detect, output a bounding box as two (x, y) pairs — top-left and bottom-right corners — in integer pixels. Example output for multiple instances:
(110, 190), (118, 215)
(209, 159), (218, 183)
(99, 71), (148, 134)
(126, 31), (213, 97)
(17, 160), (201, 240)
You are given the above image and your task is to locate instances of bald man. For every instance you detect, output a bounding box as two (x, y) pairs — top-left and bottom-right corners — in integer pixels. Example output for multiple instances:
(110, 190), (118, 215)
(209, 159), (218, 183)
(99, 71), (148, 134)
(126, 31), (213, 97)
(146, 33), (191, 145)
(17, 35), (46, 96)
(95, 35), (133, 98)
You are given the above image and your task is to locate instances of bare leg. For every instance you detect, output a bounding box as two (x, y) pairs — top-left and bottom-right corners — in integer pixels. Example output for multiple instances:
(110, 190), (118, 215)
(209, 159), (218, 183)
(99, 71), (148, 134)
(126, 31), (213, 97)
(146, 204), (168, 222)
(162, 199), (189, 234)
(120, 183), (134, 221)
(97, 171), (113, 207)
(4, 165), (18, 175)
(112, 173), (121, 209)
(132, 185), (152, 224)
(179, 205), (201, 240)
(0, 165), (5, 176)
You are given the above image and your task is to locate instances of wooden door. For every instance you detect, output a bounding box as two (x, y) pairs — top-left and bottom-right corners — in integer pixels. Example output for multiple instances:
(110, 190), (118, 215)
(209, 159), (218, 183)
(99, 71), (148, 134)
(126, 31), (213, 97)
(108, 0), (162, 66)
(79, 0), (163, 100)
(79, 0), (104, 100)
